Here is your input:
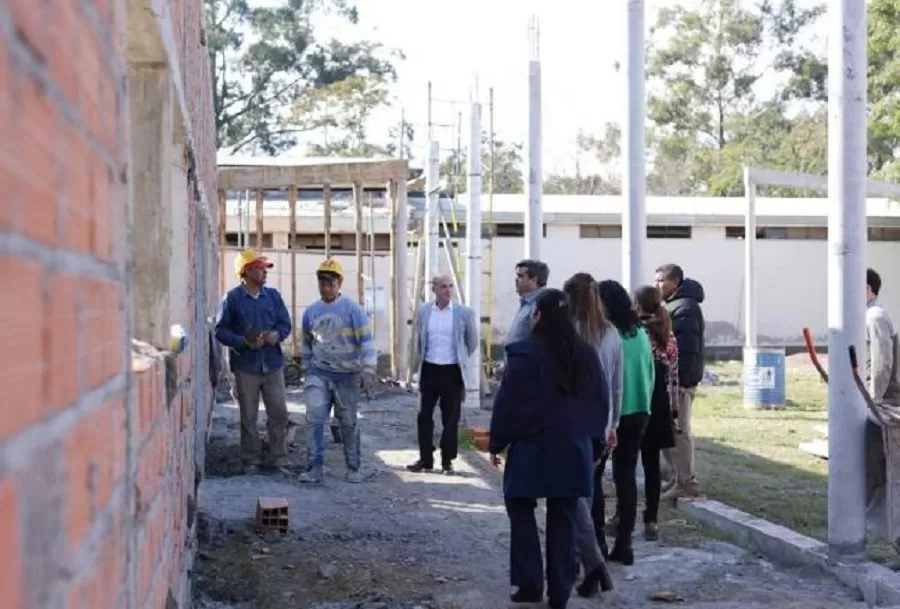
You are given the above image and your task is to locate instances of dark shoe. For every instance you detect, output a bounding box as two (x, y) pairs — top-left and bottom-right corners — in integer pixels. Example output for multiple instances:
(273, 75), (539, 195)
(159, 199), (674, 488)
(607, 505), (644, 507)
(608, 544), (634, 566)
(548, 598), (568, 609)
(441, 463), (457, 476)
(577, 562), (614, 598)
(330, 423), (343, 444)
(509, 586), (542, 603)
(406, 460), (433, 473)
(644, 522), (659, 541)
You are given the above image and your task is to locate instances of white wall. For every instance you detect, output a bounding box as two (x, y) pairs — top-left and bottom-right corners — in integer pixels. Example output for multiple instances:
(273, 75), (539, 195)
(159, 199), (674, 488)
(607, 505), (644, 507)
(221, 224), (900, 351)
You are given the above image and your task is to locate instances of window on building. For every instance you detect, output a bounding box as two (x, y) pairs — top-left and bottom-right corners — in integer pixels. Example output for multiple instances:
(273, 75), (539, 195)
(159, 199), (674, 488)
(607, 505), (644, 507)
(226, 232), (274, 248)
(495, 223), (547, 237)
(869, 227), (900, 241)
(725, 226), (828, 240)
(579, 224), (623, 238)
(647, 225), (692, 239)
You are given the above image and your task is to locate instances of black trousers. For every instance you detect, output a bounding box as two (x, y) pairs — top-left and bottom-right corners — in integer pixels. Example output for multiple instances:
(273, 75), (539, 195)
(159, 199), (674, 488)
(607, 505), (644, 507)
(505, 497), (578, 604)
(417, 362), (464, 468)
(592, 413), (648, 548)
(641, 441), (662, 524)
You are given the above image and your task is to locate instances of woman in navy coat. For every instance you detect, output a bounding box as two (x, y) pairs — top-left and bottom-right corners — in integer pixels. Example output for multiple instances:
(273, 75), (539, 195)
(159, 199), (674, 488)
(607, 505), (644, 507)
(489, 288), (610, 609)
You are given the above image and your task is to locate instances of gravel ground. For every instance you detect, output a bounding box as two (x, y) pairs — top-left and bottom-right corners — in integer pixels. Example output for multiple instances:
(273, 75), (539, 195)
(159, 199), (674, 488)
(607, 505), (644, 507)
(194, 385), (867, 609)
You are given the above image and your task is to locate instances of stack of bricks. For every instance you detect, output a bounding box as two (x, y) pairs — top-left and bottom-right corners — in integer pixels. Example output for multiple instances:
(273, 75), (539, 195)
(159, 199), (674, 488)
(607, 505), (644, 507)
(1, 1), (217, 608)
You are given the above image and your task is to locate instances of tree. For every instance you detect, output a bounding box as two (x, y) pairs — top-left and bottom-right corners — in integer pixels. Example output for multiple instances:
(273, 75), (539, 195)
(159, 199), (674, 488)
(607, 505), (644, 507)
(205, 0), (400, 154)
(439, 137), (525, 194)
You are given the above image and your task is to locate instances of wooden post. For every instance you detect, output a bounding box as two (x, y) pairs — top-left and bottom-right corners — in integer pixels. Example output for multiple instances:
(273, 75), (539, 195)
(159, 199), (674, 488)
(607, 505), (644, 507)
(323, 183), (333, 257)
(387, 179), (398, 378)
(353, 182), (364, 305)
(218, 189), (227, 295)
(288, 185), (298, 358)
(255, 189), (264, 248)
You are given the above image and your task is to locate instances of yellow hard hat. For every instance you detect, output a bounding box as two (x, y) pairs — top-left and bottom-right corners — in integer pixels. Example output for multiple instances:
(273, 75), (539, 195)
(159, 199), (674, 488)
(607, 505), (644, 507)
(316, 258), (344, 278)
(234, 249), (273, 279)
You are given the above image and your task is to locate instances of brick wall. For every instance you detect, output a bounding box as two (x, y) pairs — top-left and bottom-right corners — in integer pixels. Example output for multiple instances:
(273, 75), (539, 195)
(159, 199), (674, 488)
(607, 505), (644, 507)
(1, 1), (217, 608)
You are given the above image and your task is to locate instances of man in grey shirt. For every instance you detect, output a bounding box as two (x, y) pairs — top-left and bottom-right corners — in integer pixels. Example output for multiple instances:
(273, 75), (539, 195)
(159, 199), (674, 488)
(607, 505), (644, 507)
(505, 259), (550, 344)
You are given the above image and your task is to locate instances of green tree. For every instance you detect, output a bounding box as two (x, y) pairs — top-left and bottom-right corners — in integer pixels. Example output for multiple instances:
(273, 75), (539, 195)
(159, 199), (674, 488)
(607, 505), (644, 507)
(440, 137), (525, 194)
(205, 0), (400, 154)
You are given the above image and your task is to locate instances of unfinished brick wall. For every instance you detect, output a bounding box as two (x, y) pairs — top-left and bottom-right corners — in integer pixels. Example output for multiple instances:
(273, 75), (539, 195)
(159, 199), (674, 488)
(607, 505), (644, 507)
(1, 1), (217, 608)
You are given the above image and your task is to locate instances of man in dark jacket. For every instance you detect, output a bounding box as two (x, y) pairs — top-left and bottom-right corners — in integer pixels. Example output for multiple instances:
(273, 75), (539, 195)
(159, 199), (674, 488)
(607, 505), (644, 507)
(654, 263), (705, 500)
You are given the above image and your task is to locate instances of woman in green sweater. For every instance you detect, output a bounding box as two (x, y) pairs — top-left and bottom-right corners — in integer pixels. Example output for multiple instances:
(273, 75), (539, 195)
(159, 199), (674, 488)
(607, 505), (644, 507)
(593, 280), (654, 565)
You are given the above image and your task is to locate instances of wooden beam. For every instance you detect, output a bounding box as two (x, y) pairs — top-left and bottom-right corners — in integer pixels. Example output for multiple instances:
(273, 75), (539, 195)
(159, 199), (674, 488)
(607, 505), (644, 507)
(255, 189), (264, 248)
(217, 189), (227, 295)
(353, 182), (364, 305)
(288, 185), (298, 358)
(218, 159), (408, 190)
(323, 183), (332, 258)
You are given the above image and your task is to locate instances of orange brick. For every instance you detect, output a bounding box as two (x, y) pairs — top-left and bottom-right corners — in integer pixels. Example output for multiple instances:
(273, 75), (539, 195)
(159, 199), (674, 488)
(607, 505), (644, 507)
(63, 133), (95, 254)
(0, 41), (16, 230)
(0, 257), (43, 440)
(44, 272), (81, 413)
(10, 0), (49, 63)
(16, 76), (62, 247)
(47, 0), (81, 108)
(83, 278), (124, 389)
(0, 477), (22, 609)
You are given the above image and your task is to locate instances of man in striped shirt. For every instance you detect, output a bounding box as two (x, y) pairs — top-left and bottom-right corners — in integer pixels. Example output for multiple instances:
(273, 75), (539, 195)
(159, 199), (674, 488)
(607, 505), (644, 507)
(297, 258), (377, 484)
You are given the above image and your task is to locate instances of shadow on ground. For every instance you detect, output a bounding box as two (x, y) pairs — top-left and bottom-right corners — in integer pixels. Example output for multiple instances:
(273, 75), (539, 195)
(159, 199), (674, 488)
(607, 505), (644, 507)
(193, 389), (869, 609)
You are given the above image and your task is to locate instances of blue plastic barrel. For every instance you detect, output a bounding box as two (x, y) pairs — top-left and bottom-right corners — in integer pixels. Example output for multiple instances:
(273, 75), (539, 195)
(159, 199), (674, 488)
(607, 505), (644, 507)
(743, 347), (787, 409)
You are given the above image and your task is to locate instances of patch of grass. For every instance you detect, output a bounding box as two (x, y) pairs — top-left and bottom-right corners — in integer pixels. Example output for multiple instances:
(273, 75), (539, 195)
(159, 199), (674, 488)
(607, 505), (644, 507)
(458, 428), (477, 450)
(693, 360), (895, 563)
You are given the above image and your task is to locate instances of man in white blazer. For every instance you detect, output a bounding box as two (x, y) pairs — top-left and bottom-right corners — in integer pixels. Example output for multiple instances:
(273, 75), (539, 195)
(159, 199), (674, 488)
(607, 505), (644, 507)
(407, 274), (479, 475)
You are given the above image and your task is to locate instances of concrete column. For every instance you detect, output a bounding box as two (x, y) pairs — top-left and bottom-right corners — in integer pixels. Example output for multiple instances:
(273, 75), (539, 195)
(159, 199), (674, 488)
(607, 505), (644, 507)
(129, 66), (173, 350)
(425, 140), (440, 281)
(465, 102), (483, 409)
(525, 15), (543, 260)
(396, 179), (410, 381)
(826, 0), (868, 559)
(622, 0), (646, 292)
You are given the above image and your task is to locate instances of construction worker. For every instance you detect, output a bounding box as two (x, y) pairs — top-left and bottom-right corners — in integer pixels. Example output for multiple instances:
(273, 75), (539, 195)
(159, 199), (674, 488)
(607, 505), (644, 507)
(298, 258), (377, 483)
(215, 249), (292, 474)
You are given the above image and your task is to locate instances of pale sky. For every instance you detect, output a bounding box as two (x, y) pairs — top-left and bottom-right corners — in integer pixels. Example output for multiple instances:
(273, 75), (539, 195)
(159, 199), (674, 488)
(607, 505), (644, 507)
(256, 0), (826, 174)
(312, 0), (656, 173)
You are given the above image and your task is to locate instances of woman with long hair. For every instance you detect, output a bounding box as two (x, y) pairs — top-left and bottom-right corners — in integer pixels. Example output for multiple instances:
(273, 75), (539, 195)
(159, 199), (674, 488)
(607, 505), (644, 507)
(489, 289), (610, 609)
(594, 280), (654, 565)
(562, 273), (619, 597)
(634, 285), (680, 541)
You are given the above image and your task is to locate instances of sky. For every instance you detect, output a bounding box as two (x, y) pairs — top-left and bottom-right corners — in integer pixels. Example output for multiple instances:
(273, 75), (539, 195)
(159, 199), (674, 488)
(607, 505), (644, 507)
(257, 0), (827, 175)
(310, 0), (651, 174)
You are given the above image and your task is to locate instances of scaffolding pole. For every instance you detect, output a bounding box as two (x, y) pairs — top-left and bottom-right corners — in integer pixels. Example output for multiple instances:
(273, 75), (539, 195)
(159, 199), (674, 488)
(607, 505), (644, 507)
(525, 15), (543, 260)
(465, 101), (483, 409)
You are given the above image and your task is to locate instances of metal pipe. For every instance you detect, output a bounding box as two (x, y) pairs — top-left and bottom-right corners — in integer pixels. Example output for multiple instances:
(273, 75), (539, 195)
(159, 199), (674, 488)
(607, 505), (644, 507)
(425, 140), (440, 279)
(826, 0), (868, 559)
(525, 14), (543, 260)
(465, 102), (483, 409)
(622, 0), (646, 292)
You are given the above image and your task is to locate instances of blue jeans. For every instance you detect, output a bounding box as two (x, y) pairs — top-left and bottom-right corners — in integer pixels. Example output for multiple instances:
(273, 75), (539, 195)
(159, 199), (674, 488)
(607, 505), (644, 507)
(305, 373), (361, 470)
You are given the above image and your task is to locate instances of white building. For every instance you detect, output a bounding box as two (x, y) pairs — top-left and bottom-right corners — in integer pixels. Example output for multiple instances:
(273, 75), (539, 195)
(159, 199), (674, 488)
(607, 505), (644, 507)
(221, 191), (900, 353)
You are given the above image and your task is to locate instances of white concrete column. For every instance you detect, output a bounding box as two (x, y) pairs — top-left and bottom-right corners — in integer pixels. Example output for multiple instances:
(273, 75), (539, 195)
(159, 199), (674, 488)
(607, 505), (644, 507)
(622, 0), (646, 292)
(743, 168), (757, 349)
(525, 15), (543, 260)
(826, 0), (868, 559)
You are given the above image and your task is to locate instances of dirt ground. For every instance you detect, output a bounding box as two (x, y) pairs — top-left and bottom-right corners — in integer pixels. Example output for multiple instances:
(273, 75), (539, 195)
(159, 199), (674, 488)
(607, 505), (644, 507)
(194, 384), (867, 609)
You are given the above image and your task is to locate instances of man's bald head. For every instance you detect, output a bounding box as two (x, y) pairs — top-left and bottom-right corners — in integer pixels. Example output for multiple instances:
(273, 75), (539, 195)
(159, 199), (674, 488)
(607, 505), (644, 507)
(431, 274), (454, 307)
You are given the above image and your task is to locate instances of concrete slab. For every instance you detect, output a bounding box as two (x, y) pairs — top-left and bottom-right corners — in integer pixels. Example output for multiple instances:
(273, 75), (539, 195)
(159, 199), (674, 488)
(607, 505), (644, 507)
(678, 498), (900, 606)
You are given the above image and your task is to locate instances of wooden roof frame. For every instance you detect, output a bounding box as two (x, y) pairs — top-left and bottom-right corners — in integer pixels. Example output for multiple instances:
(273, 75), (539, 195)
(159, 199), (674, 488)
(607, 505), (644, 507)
(218, 158), (409, 190)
